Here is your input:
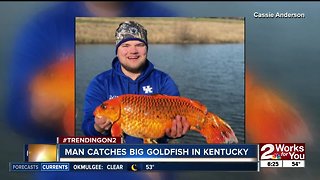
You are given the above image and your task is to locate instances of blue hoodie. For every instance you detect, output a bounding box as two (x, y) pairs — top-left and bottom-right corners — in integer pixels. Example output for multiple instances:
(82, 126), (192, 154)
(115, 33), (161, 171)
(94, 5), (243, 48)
(82, 57), (180, 143)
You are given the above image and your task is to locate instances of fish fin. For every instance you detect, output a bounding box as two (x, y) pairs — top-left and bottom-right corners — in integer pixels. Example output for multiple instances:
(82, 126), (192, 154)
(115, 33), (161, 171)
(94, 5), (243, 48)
(187, 98), (208, 114)
(190, 126), (201, 133)
(144, 138), (158, 144)
(111, 121), (123, 137)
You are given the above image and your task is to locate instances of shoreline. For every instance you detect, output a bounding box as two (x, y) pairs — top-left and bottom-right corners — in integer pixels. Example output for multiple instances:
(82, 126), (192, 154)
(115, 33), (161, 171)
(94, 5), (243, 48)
(76, 17), (244, 44)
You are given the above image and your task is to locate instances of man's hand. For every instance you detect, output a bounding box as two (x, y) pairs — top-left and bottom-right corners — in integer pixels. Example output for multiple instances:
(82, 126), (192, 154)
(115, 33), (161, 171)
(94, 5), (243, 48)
(165, 115), (190, 138)
(94, 116), (112, 134)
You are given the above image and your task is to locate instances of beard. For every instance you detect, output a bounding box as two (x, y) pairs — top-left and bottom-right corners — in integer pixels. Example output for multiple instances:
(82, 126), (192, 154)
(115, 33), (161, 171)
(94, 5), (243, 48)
(121, 60), (147, 74)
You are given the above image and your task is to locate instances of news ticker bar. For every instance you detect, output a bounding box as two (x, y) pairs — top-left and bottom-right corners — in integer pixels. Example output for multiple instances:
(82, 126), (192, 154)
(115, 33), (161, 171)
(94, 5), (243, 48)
(59, 158), (256, 162)
(9, 162), (259, 172)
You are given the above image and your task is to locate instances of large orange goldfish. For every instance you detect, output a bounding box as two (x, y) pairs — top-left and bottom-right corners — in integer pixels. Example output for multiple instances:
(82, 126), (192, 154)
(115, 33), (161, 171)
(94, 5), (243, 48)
(29, 56), (74, 136)
(94, 94), (238, 144)
(246, 71), (312, 143)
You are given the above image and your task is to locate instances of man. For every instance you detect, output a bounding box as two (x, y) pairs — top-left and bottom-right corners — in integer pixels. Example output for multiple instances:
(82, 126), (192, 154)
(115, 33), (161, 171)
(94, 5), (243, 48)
(82, 21), (190, 143)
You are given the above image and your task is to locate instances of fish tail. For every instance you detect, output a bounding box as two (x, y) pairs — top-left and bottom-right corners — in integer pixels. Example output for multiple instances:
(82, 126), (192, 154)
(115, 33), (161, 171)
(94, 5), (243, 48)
(200, 112), (238, 144)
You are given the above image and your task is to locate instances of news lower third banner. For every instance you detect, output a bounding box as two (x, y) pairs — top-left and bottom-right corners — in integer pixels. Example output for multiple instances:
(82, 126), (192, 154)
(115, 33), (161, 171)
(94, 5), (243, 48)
(9, 140), (306, 172)
(58, 144), (257, 163)
(10, 144), (259, 172)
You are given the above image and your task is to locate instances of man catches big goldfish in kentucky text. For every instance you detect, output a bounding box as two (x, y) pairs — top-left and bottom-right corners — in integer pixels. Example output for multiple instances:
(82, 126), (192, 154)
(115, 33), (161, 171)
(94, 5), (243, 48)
(82, 21), (190, 143)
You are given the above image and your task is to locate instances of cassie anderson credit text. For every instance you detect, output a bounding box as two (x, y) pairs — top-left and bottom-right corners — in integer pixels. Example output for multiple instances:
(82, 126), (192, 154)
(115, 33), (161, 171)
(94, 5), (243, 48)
(254, 12), (305, 18)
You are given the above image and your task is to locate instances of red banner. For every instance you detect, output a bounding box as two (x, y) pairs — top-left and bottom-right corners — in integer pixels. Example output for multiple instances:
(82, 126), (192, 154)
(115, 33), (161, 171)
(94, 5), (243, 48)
(57, 136), (122, 144)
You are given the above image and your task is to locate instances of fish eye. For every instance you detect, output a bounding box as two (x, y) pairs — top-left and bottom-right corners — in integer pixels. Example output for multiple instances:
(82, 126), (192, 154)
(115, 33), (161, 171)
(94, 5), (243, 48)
(100, 103), (107, 109)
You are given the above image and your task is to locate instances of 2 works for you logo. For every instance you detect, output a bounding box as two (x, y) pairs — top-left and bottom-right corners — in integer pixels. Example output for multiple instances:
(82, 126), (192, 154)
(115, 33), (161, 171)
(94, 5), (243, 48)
(259, 143), (305, 160)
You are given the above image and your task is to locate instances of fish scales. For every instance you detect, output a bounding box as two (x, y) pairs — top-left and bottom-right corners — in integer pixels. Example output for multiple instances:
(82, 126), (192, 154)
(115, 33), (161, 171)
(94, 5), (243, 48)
(119, 95), (206, 138)
(94, 94), (238, 143)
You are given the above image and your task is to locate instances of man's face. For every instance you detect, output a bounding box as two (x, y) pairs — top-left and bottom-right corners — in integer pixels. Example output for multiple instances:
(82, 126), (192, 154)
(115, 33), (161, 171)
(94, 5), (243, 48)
(117, 40), (147, 73)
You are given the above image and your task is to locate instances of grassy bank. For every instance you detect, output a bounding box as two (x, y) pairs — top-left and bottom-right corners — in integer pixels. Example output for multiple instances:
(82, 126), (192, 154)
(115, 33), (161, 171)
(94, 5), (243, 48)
(76, 17), (244, 44)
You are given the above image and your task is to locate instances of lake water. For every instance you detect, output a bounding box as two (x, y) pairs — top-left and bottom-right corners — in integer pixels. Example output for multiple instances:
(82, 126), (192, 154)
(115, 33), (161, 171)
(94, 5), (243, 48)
(76, 44), (244, 143)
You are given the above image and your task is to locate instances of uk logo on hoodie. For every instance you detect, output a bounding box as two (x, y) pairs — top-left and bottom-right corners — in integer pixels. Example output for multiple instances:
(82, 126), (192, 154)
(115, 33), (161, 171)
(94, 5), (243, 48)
(142, 85), (153, 94)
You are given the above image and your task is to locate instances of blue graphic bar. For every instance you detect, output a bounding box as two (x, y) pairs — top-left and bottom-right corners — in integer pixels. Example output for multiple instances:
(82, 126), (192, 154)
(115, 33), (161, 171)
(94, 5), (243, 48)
(10, 162), (258, 172)
(58, 144), (257, 159)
